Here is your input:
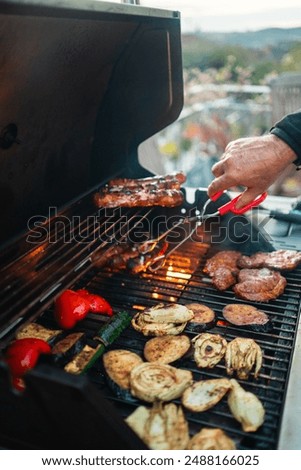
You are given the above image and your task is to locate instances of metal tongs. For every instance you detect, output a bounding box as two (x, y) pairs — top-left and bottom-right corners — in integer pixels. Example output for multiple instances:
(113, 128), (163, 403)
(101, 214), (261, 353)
(145, 190), (268, 272)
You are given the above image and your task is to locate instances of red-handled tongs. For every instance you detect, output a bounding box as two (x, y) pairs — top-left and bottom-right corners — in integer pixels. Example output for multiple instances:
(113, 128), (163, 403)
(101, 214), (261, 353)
(192, 190), (268, 222)
(146, 191), (268, 272)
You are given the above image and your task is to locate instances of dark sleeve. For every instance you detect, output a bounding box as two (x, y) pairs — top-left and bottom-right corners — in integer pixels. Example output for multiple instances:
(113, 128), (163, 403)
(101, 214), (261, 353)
(270, 109), (301, 168)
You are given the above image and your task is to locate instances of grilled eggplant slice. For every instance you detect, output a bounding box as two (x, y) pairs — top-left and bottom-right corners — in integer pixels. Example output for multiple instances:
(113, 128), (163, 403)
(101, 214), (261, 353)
(130, 362), (193, 402)
(16, 323), (62, 342)
(125, 402), (190, 450)
(222, 304), (272, 332)
(192, 333), (227, 368)
(186, 303), (216, 332)
(182, 378), (232, 412)
(52, 332), (85, 365)
(143, 335), (191, 364)
(103, 349), (143, 391)
(227, 379), (265, 432)
(225, 337), (263, 380)
(64, 344), (103, 374)
(187, 428), (236, 450)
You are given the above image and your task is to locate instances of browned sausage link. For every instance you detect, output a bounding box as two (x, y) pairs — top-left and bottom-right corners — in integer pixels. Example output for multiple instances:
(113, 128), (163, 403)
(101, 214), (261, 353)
(93, 189), (184, 208)
(107, 171), (186, 188)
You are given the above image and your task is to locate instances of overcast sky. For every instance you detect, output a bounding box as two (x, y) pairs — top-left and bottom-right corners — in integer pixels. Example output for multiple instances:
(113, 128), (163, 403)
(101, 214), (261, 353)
(137, 0), (301, 32)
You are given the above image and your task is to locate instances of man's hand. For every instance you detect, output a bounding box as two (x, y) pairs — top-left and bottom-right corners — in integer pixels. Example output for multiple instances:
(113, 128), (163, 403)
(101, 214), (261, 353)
(207, 134), (297, 209)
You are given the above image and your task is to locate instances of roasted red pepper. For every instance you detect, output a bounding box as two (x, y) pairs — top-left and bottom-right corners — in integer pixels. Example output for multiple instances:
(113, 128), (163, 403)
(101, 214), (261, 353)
(54, 288), (113, 329)
(5, 338), (51, 391)
(76, 289), (113, 316)
(54, 289), (90, 329)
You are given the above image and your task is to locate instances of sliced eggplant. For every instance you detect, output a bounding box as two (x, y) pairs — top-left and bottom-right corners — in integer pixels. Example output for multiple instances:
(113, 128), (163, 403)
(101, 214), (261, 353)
(16, 323), (62, 342)
(186, 303), (216, 332)
(222, 304), (273, 332)
(103, 349), (143, 391)
(143, 335), (191, 364)
(64, 344), (103, 374)
(182, 378), (232, 412)
(52, 332), (85, 365)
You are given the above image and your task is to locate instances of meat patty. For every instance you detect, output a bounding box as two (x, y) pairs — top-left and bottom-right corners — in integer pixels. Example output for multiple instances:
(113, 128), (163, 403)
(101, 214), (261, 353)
(233, 268), (287, 302)
(93, 187), (184, 208)
(93, 172), (186, 208)
(108, 171), (186, 189)
(238, 250), (301, 271)
(203, 250), (242, 290)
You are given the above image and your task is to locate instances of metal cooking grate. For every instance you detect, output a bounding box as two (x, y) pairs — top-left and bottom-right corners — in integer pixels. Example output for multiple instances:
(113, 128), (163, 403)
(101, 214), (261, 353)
(0, 190), (156, 346)
(0, 190), (301, 450)
(82, 242), (301, 450)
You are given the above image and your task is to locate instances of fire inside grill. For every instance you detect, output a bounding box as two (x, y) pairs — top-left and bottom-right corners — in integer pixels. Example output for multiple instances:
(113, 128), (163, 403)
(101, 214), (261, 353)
(0, 186), (301, 450)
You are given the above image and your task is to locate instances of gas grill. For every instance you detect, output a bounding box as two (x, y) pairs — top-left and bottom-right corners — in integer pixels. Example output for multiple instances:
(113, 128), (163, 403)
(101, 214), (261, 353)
(1, 0), (301, 451)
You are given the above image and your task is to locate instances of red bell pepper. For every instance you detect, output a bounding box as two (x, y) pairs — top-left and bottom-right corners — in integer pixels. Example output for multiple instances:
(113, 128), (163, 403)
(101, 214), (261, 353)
(76, 289), (113, 316)
(5, 338), (51, 391)
(54, 289), (91, 329)
(54, 288), (113, 329)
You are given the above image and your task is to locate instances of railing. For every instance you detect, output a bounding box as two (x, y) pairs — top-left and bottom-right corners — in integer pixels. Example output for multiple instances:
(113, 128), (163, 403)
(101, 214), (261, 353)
(270, 72), (301, 122)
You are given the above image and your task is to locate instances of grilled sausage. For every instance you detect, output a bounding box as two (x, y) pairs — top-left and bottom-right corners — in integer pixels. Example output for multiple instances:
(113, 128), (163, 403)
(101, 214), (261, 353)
(93, 188), (184, 208)
(107, 171), (186, 189)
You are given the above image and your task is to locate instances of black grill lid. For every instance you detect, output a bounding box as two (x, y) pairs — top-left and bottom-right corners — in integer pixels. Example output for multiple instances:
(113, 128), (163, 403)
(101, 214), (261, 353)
(0, 0), (183, 244)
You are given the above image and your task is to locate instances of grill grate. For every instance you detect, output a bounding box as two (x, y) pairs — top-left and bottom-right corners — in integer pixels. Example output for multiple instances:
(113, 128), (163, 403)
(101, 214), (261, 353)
(1, 191), (301, 449)
(81, 242), (301, 450)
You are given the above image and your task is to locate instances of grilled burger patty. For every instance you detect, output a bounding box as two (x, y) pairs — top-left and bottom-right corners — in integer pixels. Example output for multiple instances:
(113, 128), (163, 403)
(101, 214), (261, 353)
(203, 250), (242, 291)
(238, 249), (301, 271)
(233, 268), (287, 302)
